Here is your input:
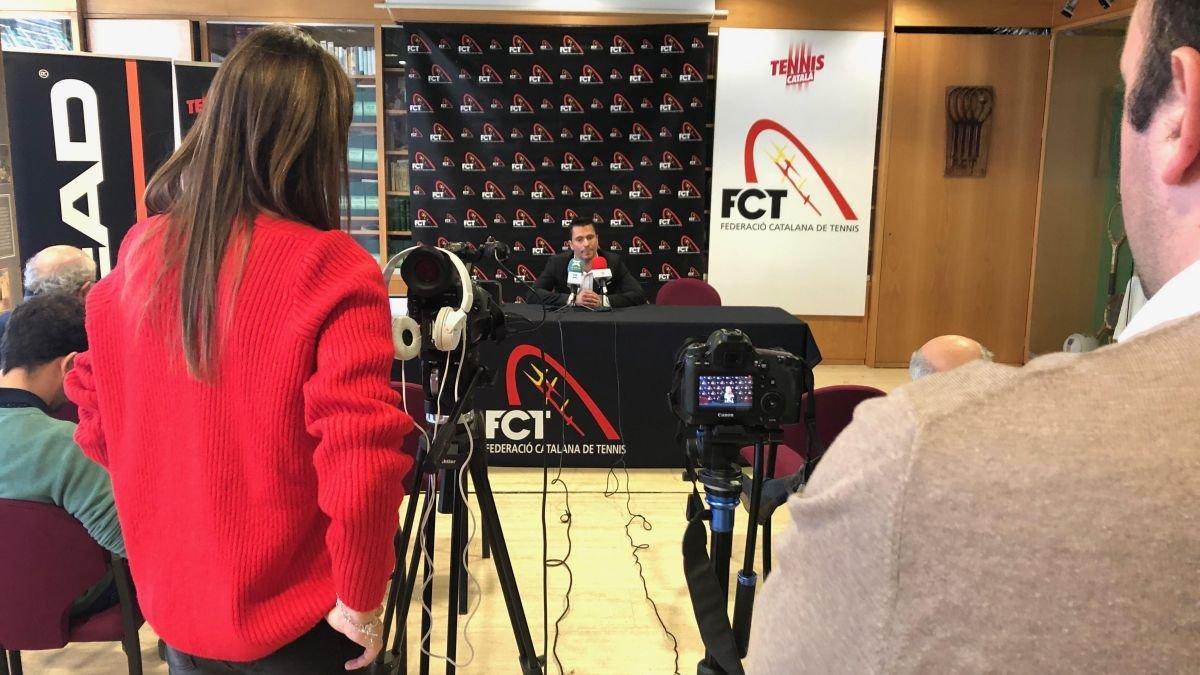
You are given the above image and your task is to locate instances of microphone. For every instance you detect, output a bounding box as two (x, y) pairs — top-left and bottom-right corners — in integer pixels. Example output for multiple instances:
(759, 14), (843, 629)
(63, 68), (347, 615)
(591, 255), (612, 311)
(566, 257), (583, 306)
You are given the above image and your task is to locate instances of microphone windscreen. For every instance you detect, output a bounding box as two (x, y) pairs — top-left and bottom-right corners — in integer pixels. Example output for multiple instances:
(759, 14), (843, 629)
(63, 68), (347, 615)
(591, 255), (608, 270)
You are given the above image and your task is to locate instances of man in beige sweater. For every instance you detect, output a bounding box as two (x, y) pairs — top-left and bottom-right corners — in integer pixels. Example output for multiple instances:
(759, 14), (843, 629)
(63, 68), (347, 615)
(747, 1), (1200, 671)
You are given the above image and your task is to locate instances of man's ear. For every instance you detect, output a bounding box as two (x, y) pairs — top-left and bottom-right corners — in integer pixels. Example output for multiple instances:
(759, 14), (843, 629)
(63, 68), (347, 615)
(1163, 46), (1200, 185)
(61, 351), (79, 376)
(78, 281), (94, 298)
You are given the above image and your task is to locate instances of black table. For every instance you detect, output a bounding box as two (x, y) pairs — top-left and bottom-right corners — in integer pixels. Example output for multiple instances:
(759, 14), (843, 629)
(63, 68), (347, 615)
(400, 304), (821, 468)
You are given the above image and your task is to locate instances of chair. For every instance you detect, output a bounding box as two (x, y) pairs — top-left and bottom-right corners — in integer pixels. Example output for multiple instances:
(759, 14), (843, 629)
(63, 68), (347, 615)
(738, 385), (886, 578)
(656, 278), (722, 306)
(0, 499), (144, 675)
(740, 384), (888, 478)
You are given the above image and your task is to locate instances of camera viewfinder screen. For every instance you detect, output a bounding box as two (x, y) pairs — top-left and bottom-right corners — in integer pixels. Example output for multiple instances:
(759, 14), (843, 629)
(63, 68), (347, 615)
(698, 375), (754, 410)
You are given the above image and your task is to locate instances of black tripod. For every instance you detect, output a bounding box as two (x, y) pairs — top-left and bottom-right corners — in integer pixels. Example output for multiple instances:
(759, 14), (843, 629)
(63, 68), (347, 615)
(372, 365), (542, 675)
(683, 426), (784, 675)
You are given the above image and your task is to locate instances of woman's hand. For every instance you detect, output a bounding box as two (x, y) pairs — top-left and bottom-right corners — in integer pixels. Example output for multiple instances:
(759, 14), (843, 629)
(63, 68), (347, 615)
(326, 600), (384, 670)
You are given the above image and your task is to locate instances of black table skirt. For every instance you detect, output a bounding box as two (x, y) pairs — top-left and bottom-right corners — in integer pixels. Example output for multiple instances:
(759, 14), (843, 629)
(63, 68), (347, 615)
(396, 303), (821, 468)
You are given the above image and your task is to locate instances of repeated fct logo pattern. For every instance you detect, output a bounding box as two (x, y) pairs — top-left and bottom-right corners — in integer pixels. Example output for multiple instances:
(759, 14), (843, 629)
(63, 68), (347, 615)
(403, 23), (713, 302)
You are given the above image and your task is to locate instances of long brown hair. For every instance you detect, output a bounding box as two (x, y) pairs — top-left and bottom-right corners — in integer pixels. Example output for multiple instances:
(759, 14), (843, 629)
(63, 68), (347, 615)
(144, 24), (353, 379)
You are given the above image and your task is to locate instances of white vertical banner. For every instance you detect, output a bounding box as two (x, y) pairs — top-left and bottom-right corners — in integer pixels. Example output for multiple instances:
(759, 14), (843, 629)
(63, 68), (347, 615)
(708, 28), (883, 316)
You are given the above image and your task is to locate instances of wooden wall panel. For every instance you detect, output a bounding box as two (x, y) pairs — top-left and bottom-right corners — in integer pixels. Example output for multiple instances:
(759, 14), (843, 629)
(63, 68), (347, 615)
(894, 0), (1052, 28)
(82, 0), (715, 24)
(1027, 31), (1124, 356)
(807, 315), (869, 364)
(80, 0), (1066, 30)
(0, 0), (77, 12)
(871, 33), (1050, 365)
(79, 0), (890, 27)
(716, 0), (884, 30)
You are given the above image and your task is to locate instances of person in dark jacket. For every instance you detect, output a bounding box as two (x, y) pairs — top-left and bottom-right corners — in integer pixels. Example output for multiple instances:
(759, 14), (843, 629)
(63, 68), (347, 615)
(527, 221), (647, 308)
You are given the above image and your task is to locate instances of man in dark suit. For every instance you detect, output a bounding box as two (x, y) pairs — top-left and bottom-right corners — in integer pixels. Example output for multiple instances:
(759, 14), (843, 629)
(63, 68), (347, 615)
(528, 221), (647, 308)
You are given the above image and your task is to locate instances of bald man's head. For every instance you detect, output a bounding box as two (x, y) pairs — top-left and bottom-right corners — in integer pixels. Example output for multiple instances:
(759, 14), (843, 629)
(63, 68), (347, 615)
(910, 335), (994, 380)
(23, 246), (96, 299)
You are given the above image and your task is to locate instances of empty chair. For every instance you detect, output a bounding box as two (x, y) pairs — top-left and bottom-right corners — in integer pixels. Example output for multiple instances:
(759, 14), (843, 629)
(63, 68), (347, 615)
(657, 278), (722, 306)
(741, 384), (887, 479)
(0, 499), (144, 675)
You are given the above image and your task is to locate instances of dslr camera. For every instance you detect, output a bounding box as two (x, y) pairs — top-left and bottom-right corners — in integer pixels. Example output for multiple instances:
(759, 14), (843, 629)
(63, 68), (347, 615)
(671, 329), (805, 430)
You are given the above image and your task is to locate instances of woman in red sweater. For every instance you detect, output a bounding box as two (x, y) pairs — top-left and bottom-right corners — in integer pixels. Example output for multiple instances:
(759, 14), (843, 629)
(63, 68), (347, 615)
(64, 25), (413, 673)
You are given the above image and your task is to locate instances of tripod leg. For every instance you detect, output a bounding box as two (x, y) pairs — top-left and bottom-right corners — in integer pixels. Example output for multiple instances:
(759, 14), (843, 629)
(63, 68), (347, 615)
(733, 443), (766, 659)
(380, 466), (428, 667)
(763, 443), (778, 579)
(479, 444), (491, 560)
(445, 473), (463, 674)
(420, 477), (437, 675)
(763, 522), (772, 579)
(481, 522), (491, 560)
(458, 467), (470, 615)
(469, 457), (543, 675)
(396, 476), (437, 671)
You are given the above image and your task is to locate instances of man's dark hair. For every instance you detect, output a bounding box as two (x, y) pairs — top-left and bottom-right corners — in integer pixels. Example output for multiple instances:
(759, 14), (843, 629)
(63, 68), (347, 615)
(1129, 0), (1200, 131)
(569, 218), (597, 238)
(0, 293), (87, 373)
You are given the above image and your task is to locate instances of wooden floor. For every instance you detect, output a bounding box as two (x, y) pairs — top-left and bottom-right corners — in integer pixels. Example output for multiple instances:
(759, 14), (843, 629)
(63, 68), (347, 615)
(18, 366), (908, 675)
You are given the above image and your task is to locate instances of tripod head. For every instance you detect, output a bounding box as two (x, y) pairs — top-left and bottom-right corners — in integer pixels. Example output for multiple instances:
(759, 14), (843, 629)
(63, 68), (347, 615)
(688, 424), (784, 495)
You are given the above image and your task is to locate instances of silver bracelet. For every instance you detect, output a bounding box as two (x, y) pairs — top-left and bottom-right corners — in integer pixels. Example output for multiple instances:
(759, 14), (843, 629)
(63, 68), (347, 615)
(336, 598), (383, 639)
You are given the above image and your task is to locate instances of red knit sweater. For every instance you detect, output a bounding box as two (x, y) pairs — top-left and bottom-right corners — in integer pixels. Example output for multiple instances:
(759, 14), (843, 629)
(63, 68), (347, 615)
(64, 214), (413, 661)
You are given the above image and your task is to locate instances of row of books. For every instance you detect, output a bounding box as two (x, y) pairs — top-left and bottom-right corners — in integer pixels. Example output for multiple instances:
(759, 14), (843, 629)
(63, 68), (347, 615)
(387, 159), (410, 194)
(388, 197), (413, 232)
(318, 41), (377, 77)
(349, 136), (379, 172)
(353, 90), (378, 123)
(340, 180), (380, 217)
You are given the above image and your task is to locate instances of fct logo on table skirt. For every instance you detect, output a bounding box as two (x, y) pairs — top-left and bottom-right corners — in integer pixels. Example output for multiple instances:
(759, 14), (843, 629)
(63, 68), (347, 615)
(484, 344), (621, 444)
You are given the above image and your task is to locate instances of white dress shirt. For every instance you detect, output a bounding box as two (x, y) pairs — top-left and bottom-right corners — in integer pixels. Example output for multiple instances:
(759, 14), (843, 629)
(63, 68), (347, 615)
(1117, 258), (1200, 342)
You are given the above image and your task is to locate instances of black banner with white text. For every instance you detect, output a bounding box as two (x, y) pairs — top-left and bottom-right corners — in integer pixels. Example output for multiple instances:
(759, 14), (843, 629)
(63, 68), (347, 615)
(402, 23), (713, 302)
(4, 51), (174, 274)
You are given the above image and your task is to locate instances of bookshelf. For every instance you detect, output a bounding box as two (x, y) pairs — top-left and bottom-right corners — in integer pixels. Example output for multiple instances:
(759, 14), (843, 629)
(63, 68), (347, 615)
(381, 26), (411, 261)
(206, 22), (386, 262)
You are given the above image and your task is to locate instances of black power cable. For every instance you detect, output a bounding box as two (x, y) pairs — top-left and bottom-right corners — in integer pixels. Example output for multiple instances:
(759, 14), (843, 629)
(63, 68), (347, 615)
(491, 252), (575, 674)
(605, 320), (682, 675)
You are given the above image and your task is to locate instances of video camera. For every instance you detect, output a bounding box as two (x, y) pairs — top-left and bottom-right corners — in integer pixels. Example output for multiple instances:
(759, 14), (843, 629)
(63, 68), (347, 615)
(377, 240), (544, 675)
(385, 241), (507, 421)
(671, 329), (806, 430)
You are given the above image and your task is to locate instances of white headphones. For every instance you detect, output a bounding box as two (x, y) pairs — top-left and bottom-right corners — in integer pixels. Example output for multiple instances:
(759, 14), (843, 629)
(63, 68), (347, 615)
(383, 245), (474, 360)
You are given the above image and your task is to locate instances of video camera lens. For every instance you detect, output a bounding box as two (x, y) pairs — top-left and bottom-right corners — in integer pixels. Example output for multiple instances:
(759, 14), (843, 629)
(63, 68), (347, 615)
(402, 247), (455, 297)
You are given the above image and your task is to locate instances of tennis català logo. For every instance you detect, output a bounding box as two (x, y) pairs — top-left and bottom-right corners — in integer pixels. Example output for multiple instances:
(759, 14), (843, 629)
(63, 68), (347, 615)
(721, 118), (858, 223)
(771, 43), (825, 88)
(485, 345), (622, 450)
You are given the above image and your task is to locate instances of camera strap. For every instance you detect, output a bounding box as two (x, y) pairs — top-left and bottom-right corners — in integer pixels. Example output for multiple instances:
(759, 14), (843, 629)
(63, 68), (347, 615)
(800, 366), (822, 484)
(683, 504), (747, 675)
